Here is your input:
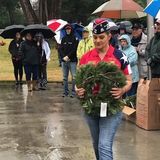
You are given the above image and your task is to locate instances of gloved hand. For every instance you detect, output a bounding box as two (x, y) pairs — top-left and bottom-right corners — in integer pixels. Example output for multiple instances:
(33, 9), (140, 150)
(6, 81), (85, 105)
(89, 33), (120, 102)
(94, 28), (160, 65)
(63, 56), (70, 62)
(147, 58), (152, 65)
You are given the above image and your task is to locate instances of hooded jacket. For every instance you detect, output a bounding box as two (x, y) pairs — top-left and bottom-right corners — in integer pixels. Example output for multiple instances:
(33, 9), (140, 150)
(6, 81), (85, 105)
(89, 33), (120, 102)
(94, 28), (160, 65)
(119, 34), (139, 83)
(145, 33), (160, 76)
(60, 31), (78, 62)
(77, 37), (94, 60)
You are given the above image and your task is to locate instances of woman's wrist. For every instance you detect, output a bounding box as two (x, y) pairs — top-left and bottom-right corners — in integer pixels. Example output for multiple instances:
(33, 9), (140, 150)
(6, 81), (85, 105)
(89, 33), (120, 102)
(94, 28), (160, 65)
(122, 86), (127, 94)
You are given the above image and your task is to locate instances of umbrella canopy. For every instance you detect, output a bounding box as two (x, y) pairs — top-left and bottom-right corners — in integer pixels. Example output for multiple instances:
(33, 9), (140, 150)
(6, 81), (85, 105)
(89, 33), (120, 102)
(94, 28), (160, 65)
(144, 0), (160, 18)
(0, 25), (25, 39)
(47, 19), (68, 43)
(56, 23), (84, 43)
(92, 0), (146, 19)
(21, 24), (55, 39)
(47, 19), (68, 32)
(70, 23), (84, 40)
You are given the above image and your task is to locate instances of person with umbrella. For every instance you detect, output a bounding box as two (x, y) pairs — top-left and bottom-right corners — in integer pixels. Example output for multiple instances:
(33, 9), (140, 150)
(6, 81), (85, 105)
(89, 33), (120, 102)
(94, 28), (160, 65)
(76, 18), (132, 160)
(19, 32), (40, 91)
(146, 19), (160, 78)
(60, 24), (78, 97)
(34, 33), (51, 90)
(20, 24), (55, 91)
(9, 32), (23, 85)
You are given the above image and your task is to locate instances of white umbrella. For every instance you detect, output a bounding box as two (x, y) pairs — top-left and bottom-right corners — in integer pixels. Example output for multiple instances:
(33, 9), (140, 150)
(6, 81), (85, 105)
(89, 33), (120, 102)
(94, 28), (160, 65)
(92, 0), (146, 19)
(47, 19), (68, 44)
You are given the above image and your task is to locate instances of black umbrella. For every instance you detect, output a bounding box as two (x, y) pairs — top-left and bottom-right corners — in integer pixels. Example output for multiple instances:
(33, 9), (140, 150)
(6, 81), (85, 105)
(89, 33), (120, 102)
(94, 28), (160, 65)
(0, 25), (25, 39)
(21, 24), (56, 39)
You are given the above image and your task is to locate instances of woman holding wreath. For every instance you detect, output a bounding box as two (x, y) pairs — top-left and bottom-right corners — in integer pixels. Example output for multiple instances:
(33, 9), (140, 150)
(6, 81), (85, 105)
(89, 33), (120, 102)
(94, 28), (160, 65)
(75, 19), (132, 160)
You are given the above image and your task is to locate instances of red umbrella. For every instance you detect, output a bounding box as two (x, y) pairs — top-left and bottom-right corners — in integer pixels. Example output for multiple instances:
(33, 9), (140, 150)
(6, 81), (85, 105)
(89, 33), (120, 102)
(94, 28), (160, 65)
(47, 19), (68, 32)
(92, 0), (146, 19)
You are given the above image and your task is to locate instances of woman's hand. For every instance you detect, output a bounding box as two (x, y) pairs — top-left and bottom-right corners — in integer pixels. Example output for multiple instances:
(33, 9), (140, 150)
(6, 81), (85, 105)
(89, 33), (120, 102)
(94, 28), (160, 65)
(75, 85), (85, 98)
(110, 75), (132, 99)
(110, 88), (125, 99)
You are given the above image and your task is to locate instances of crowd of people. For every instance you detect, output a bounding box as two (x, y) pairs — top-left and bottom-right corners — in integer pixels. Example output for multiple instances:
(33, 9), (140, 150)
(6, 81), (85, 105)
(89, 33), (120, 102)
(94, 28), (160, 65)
(6, 31), (51, 91)
(57, 19), (159, 98)
(0, 19), (160, 96)
(0, 18), (160, 160)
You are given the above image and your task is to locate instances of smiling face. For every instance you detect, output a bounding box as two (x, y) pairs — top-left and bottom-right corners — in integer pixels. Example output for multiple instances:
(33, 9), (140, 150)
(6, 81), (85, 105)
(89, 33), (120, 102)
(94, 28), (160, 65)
(93, 32), (111, 50)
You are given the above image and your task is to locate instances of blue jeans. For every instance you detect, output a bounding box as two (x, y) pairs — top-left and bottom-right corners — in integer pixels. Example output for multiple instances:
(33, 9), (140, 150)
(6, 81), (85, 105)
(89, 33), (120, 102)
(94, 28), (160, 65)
(62, 62), (77, 95)
(24, 64), (38, 81)
(85, 112), (122, 160)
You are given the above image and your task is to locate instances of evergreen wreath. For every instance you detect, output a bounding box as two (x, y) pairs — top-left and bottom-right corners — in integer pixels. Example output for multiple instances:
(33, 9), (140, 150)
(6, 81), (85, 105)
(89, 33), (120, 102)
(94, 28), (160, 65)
(76, 62), (127, 116)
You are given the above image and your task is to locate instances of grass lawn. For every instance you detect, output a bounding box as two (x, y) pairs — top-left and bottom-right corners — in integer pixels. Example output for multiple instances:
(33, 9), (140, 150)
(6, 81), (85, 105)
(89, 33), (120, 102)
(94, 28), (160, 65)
(0, 38), (63, 82)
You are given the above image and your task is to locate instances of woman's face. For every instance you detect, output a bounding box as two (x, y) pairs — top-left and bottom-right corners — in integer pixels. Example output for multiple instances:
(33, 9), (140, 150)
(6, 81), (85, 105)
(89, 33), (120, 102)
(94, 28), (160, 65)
(93, 32), (111, 50)
(25, 33), (32, 41)
(16, 32), (21, 40)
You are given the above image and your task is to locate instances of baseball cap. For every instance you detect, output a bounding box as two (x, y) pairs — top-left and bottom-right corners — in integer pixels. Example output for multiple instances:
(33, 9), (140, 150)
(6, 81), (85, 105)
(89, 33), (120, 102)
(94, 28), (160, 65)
(64, 24), (72, 30)
(132, 23), (143, 29)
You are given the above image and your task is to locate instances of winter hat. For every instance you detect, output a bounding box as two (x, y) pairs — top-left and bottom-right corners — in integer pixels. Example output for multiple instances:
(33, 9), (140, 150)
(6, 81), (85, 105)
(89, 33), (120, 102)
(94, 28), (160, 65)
(132, 23), (143, 29)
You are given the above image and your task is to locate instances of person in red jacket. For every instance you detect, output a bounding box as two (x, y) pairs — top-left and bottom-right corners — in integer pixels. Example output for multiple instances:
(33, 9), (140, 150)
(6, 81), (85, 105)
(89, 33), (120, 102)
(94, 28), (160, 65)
(76, 18), (132, 160)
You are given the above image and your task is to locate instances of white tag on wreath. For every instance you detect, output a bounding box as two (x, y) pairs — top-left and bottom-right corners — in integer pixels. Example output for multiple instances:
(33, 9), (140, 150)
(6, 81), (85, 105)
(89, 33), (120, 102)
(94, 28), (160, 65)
(100, 102), (107, 117)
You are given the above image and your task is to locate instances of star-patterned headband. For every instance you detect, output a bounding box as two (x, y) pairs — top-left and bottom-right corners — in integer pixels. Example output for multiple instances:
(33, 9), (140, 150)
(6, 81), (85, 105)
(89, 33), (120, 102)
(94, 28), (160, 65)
(93, 18), (110, 34)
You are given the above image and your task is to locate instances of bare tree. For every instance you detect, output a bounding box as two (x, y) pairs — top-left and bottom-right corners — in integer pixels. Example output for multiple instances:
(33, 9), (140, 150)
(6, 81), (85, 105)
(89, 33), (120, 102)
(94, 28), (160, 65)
(39, 0), (62, 23)
(39, 0), (48, 24)
(19, 0), (39, 24)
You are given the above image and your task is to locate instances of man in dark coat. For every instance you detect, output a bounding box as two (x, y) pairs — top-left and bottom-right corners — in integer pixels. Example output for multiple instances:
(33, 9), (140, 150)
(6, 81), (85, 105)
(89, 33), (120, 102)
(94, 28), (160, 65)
(60, 24), (78, 97)
(146, 19), (160, 78)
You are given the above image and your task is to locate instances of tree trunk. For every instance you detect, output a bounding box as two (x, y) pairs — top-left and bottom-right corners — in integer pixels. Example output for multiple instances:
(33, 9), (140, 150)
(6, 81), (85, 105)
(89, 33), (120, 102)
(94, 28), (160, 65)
(57, 0), (62, 18)
(20, 0), (39, 24)
(7, 7), (15, 24)
(48, 0), (62, 19)
(39, 0), (48, 24)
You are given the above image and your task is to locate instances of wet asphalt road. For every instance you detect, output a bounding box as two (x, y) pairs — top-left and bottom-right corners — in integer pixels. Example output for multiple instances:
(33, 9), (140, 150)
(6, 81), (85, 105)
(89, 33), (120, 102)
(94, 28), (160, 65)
(0, 83), (160, 160)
